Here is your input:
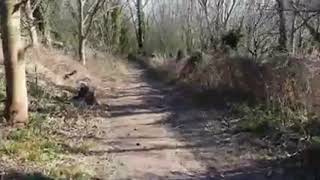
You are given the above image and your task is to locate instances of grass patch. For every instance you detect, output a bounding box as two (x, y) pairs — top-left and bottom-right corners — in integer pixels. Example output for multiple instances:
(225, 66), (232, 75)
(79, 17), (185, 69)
(0, 114), (63, 163)
(61, 141), (96, 155)
(49, 164), (94, 180)
(232, 102), (320, 140)
(0, 110), (97, 179)
(0, 50), (115, 179)
(232, 103), (279, 135)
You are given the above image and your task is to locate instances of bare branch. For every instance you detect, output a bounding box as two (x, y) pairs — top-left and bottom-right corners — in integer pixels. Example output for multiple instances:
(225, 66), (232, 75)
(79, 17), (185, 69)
(223, 0), (237, 28)
(31, 0), (42, 13)
(84, 0), (106, 37)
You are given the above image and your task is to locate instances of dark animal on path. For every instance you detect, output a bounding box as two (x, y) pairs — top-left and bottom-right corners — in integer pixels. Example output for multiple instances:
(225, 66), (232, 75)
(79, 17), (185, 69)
(71, 83), (99, 107)
(85, 90), (98, 105)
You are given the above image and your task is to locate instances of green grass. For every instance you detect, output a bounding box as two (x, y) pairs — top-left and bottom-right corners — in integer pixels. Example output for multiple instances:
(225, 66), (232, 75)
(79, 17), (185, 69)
(231, 102), (318, 140)
(0, 114), (63, 163)
(0, 78), (97, 179)
(0, 109), (97, 179)
(233, 103), (279, 135)
(49, 165), (93, 180)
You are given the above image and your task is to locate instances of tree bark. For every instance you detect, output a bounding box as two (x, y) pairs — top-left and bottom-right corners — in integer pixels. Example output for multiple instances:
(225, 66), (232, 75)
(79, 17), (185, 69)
(136, 0), (144, 51)
(0, 0), (29, 126)
(77, 0), (104, 65)
(25, 0), (39, 47)
(78, 0), (86, 65)
(39, 1), (52, 47)
(43, 27), (52, 47)
(276, 0), (288, 52)
(111, 6), (121, 50)
(290, 10), (297, 54)
(79, 37), (86, 65)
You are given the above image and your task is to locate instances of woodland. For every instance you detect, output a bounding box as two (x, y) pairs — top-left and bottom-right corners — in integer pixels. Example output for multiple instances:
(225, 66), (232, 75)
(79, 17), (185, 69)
(0, 0), (320, 179)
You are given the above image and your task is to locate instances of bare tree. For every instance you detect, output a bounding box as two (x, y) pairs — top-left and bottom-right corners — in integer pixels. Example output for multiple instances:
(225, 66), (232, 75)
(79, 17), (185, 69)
(301, 14), (320, 43)
(136, 0), (144, 51)
(289, 0), (298, 54)
(24, 0), (41, 47)
(276, 0), (288, 52)
(0, 0), (29, 126)
(126, 0), (148, 52)
(78, 0), (105, 65)
(223, 0), (237, 29)
(198, 0), (214, 48)
(292, 1), (320, 44)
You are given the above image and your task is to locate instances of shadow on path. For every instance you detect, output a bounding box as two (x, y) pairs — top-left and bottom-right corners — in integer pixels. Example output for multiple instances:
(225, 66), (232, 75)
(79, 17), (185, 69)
(1, 171), (53, 180)
(98, 59), (318, 180)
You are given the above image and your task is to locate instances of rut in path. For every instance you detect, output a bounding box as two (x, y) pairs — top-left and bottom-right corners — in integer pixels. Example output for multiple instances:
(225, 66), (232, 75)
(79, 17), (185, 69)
(93, 63), (314, 180)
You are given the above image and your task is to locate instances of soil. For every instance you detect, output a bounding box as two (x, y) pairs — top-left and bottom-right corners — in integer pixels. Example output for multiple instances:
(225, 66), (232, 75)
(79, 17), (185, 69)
(90, 62), (316, 180)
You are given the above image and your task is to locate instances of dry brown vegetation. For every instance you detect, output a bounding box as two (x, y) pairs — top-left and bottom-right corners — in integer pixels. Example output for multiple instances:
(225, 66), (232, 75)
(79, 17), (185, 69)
(0, 47), (129, 179)
(1, 45), (320, 179)
(132, 48), (320, 140)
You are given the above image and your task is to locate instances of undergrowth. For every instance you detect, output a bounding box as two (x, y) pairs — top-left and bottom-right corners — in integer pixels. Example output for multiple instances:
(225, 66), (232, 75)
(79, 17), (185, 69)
(232, 102), (320, 145)
(129, 54), (179, 85)
(0, 112), (94, 179)
(0, 75), (96, 179)
(0, 114), (62, 163)
(132, 52), (320, 150)
(232, 103), (279, 135)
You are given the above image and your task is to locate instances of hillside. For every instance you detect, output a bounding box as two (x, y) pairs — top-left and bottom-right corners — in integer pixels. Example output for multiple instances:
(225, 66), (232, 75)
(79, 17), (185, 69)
(0, 0), (320, 179)
(0, 48), (318, 179)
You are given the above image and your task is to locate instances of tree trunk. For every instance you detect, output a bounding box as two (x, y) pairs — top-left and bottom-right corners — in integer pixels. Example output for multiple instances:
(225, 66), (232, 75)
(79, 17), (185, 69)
(297, 26), (303, 49)
(0, 0), (29, 126)
(25, 0), (39, 47)
(186, 1), (193, 52)
(44, 28), (52, 47)
(78, 0), (86, 65)
(276, 0), (288, 52)
(39, 2), (51, 47)
(79, 37), (86, 66)
(290, 11), (297, 54)
(136, 0), (144, 51)
(198, 0), (214, 48)
(111, 6), (121, 50)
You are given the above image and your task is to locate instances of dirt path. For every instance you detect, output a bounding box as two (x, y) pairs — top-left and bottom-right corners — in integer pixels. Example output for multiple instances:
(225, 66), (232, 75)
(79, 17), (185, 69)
(98, 66), (206, 179)
(1, 48), (313, 179)
(91, 63), (311, 180)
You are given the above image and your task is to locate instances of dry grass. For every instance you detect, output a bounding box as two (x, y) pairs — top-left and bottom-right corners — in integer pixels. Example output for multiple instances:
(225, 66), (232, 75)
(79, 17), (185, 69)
(0, 47), (126, 179)
(134, 49), (320, 142)
(86, 50), (130, 83)
(25, 47), (130, 89)
(142, 49), (320, 108)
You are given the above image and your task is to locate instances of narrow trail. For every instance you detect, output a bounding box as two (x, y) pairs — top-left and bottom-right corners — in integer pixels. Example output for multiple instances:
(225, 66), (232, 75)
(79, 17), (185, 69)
(102, 66), (205, 179)
(92, 63), (309, 180)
